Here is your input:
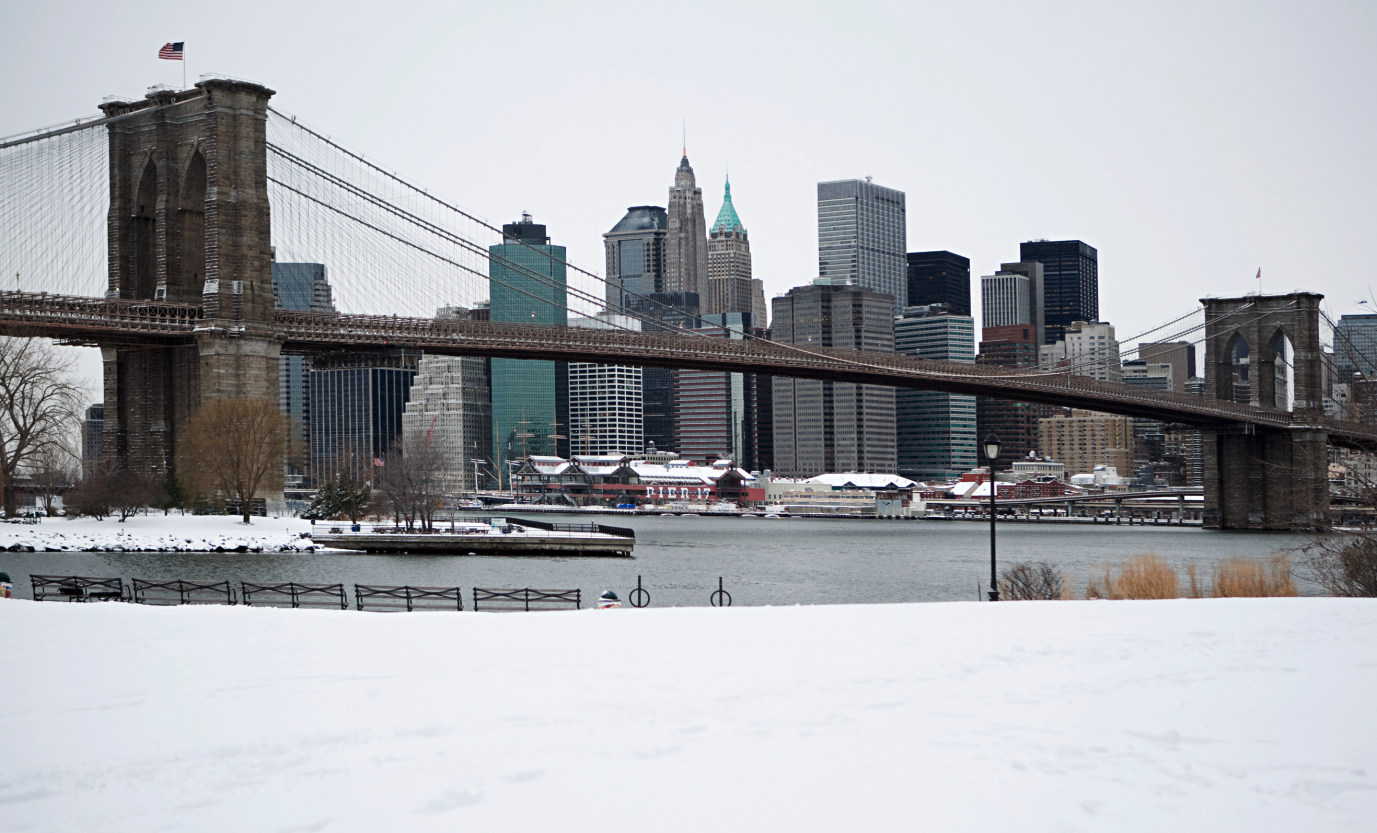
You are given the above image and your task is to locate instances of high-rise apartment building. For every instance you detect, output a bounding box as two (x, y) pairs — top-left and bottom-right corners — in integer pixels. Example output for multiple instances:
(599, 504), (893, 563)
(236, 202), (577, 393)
(567, 314), (644, 457)
(489, 215), (568, 474)
(273, 262), (335, 486)
(603, 206), (667, 311)
(818, 179), (907, 314)
(310, 351), (421, 484)
(1038, 410), (1133, 478)
(975, 325), (1050, 464)
(906, 251), (970, 316)
(667, 155), (710, 310)
(401, 350), (492, 495)
(1020, 240), (1097, 344)
(895, 305), (976, 481)
(1041, 320), (1122, 383)
(708, 177), (767, 326)
(772, 280), (896, 476)
(1138, 341), (1196, 394)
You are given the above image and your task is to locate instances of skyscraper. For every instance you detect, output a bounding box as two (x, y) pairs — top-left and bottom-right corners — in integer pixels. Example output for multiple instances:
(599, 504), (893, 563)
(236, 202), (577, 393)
(1041, 320), (1122, 383)
(708, 176), (766, 325)
(489, 215), (568, 475)
(1138, 341), (1196, 394)
(976, 324), (1050, 464)
(273, 262), (335, 486)
(603, 206), (668, 312)
(772, 280), (896, 476)
(818, 179), (907, 314)
(567, 314), (644, 457)
(906, 251), (970, 316)
(673, 312), (767, 467)
(991, 260), (1045, 348)
(667, 154), (710, 310)
(1020, 240), (1097, 344)
(981, 272), (1032, 332)
(895, 305), (977, 481)
(402, 348), (492, 496)
(310, 350), (421, 484)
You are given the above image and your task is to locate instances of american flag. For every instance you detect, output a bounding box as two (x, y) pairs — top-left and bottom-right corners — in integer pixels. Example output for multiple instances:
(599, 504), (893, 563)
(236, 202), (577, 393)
(158, 42), (184, 60)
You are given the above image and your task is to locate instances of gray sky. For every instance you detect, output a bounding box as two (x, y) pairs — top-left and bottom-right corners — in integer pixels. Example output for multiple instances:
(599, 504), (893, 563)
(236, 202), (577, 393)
(4, 0), (1375, 395)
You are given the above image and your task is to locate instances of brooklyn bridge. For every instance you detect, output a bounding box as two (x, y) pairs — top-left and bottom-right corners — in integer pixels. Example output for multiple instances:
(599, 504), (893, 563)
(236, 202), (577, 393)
(1, 78), (1369, 530)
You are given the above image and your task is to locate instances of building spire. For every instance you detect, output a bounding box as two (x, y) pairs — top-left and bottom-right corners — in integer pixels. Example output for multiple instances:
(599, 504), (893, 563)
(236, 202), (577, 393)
(711, 173), (744, 235)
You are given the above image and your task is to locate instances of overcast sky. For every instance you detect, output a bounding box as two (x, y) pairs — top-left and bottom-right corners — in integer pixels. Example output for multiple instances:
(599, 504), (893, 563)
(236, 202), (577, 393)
(3, 0), (1375, 395)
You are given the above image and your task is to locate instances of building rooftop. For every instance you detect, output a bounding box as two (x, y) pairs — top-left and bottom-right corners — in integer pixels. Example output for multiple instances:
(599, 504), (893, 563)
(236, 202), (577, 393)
(608, 205), (668, 234)
(711, 176), (745, 235)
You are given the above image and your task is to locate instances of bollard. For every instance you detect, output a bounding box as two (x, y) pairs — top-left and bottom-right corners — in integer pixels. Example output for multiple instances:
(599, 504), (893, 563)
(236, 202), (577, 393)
(629, 575), (650, 608)
(710, 576), (732, 607)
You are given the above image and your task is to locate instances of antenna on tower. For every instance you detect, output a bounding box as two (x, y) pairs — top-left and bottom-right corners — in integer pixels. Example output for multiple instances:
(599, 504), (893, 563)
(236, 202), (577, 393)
(682, 118), (686, 157)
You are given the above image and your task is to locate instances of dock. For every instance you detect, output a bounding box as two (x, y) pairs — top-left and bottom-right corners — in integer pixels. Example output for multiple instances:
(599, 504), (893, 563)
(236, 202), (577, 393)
(313, 517), (635, 557)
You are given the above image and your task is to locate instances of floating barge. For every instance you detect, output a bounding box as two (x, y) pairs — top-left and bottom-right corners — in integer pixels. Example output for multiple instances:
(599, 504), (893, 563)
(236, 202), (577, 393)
(314, 517), (634, 557)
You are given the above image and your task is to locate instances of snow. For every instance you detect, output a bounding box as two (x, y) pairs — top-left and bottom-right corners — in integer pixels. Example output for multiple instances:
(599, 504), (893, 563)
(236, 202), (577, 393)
(2, 598), (1374, 831)
(0, 513), (317, 553)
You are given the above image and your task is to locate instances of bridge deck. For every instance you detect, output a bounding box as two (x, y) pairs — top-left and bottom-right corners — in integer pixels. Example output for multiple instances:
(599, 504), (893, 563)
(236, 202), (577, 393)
(3, 292), (1375, 447)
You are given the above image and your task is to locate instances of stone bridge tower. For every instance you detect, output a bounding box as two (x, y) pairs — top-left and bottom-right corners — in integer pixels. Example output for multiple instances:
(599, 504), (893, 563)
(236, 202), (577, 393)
(1200, 292), (1327, 530)
(98, 79), (280, 477)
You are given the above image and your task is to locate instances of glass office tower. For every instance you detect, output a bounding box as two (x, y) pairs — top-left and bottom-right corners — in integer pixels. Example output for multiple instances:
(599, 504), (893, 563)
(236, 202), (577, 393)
(894, 306), (977, 481)
(818, 179), (907, 314)
(1020, 239), (1097, 345)
(489, 215), (568, 480)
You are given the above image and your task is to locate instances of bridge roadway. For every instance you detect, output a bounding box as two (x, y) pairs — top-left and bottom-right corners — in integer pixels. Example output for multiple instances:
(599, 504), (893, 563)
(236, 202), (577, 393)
(4, 290), (1377, 449)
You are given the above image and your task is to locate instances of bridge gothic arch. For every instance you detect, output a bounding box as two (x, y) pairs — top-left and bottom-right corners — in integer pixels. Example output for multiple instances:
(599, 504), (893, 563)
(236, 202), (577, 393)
(176, 147), (207, 301)
(131, 157), (158, 300)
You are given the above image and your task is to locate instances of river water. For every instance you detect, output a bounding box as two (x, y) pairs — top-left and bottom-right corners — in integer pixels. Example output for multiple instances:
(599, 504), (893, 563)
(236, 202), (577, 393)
(2, 515), (1320, 606)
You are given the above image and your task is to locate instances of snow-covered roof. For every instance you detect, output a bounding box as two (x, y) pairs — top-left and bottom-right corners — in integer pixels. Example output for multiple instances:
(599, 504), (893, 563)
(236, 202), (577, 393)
(804, 472), (917, 490)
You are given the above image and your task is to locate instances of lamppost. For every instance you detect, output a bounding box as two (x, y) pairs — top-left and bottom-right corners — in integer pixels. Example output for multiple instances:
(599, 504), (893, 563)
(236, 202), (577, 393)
(983, 434), (1002, 601)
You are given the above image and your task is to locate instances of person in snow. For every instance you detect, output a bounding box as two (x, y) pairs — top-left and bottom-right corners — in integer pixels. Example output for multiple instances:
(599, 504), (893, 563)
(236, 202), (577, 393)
(0, 572), (12, 599)
(597, 590), (621, 609)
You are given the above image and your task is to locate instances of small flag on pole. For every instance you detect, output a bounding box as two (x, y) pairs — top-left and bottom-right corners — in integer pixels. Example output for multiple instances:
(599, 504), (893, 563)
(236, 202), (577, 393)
(158, 42), (184, 61)
(373, 457), (385, 467)
(1256, 268), (1262, 280)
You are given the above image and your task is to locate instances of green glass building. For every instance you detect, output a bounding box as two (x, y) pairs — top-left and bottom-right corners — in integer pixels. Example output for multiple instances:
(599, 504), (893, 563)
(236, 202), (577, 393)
(489, 215), (568, 483)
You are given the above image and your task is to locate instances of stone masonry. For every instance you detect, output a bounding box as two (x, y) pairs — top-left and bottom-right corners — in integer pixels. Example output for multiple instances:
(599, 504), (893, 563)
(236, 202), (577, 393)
(1200, 292), (1327, 530)
(98, 80), (280, 482)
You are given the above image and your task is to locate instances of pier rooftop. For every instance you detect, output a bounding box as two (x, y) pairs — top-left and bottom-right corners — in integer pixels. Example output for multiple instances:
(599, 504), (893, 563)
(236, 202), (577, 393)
(2, 597), (1373, 830)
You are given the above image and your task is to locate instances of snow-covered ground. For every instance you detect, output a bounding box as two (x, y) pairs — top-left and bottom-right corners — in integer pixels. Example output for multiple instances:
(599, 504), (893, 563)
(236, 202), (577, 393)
(2, 599), (1373, 831)
(0, 513), (317, 552)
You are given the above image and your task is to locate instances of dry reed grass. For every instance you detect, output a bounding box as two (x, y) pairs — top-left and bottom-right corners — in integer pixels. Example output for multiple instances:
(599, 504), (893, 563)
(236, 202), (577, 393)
(1211, 555), (1297, 597)
(1085, 553), (1180, 600)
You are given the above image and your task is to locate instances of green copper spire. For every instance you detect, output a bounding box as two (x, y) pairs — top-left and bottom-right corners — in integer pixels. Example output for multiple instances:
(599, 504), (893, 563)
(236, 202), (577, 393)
(711, 175), (745, 235)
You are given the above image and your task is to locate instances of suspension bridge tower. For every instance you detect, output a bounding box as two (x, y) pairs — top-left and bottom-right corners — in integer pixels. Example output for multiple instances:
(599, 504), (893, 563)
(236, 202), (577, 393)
(98, 79), (281, 477)
(1200, 291), (1328, 530)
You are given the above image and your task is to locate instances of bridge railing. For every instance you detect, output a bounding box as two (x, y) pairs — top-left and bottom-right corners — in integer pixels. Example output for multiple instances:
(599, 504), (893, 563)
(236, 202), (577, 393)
(0, 290), (201, 334)
(275, 311), (1302, 430)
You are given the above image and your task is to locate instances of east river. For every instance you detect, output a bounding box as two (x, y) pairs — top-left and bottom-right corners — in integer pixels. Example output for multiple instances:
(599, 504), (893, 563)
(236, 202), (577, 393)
(2, 514), (1324, 605)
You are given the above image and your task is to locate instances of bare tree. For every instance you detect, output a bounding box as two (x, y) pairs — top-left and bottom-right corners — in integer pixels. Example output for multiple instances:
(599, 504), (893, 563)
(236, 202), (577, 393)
(999, 561), (1067, 600)
(176, 399), (289, 524)
(29, 443), (77, 516)
(0, 337), (86, 517)
(374, 436), (444, 531)
(109, 469), (163, 522)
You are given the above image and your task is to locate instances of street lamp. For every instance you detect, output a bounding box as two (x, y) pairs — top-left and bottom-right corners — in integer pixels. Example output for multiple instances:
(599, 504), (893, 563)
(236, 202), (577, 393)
(983, 434), (1002, 601)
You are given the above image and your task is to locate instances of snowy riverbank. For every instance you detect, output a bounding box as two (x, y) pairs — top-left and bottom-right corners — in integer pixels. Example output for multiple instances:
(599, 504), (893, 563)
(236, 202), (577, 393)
(0, 514), (318, 553)
(3, 597), (1374, 831)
